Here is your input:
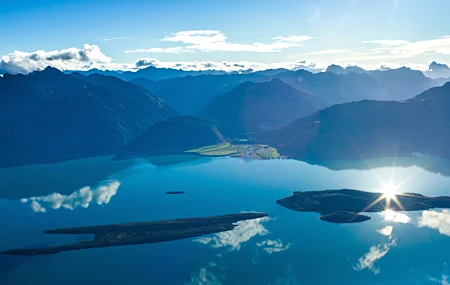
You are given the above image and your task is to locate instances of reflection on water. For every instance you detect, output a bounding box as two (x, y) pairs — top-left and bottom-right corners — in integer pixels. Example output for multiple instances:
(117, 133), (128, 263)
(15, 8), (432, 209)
(20, 180), (120, 212)
(377, 226), (394, 236)
(305, 155), (450, 177)
(256, 239), (291, 254)
(353, 226), (397, 274)
(186, 264), (222, 285)
(382, 210), (411, 223)
(269, 266), (300, 285)
(0, 156), (134, 200)
(195, 216), (270, 250)
(418, 210), (450, 237)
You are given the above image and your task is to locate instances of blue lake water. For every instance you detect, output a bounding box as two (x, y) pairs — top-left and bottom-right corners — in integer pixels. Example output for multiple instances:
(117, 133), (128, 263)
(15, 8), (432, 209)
(1, 155), (450, 285)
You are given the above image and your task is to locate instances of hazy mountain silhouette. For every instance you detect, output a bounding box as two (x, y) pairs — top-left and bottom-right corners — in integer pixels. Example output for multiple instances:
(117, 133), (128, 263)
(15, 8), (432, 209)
(425, 61), (450, 79)
(200, 79), (325, 139)
(131, 73), (263, 114)
(119, 116), (227, 157)
(254, 82), (450, 160)
(0, 67), (178, 167)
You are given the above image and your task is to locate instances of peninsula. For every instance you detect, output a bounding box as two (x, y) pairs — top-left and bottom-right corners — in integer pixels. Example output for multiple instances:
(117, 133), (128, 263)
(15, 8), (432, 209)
(276, 189), (450, 224)
(1, 212), (267, 256)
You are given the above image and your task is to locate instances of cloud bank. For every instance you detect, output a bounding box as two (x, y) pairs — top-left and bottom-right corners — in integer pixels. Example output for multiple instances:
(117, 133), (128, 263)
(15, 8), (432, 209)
(125, 30), (313, 54)
(256, 239), (291, 254)
(21, 181), (120, 212)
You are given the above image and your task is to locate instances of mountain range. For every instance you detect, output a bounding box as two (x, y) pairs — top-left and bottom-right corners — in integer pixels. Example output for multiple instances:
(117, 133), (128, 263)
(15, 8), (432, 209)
(200, 79), (325, 139)
(0, 67), (178, 167)
(254, 82), (450, 161)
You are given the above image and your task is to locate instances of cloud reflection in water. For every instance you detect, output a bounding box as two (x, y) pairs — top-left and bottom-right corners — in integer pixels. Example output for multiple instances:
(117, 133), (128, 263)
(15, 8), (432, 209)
(418, 210), (450, 237)
(256, 239), (291, 254)
(194, 216), (269, 250)
(381, 209), (411, 223)
(20, 181), (120, 212)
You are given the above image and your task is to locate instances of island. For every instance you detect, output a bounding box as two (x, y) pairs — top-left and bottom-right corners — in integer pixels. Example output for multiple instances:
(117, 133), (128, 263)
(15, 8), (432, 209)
(1, 212), (267, 256)
(165, 191), (185, 195)
(276, 189), (450, 224)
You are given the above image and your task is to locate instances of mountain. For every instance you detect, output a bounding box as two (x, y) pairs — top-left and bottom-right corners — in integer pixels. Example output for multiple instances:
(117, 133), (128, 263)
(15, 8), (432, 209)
(269, 68), (439, 104)
(200, 79), (325, 139)
(254, 82), (450, 161)
(131, 73), (264, 114)
(269, 70), (382, 104)
(0, 67), (178, 167)
(325, 64), (366, 74)
(119, 116), (227, 157)
(425, 61), (450, 79)
(368, 67), (438, 101)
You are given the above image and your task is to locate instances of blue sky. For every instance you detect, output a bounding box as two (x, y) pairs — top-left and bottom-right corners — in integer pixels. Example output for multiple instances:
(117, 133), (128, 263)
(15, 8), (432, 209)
(1, 0), (450, 72)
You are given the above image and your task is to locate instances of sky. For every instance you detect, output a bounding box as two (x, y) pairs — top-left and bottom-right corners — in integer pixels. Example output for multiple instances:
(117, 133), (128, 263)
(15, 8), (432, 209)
(1, 0), (450, 73)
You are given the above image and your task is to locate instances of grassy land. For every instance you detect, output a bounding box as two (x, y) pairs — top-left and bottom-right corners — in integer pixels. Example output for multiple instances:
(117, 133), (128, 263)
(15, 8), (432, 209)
(187, 143), (281, 159)
(185, 143), (240, 156)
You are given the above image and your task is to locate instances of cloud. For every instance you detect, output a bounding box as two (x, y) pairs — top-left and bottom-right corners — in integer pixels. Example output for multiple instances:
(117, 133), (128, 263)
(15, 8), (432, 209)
(0, 44), (112, 74)
(418, 210), (450, 237)
(99, 37), (130, 42)
(125, 30), (313, 53)
(341, 36), (450, 61)
(21, 181), (120, 212)
(185, 267), (221, 285)
(256, 239), (291, 254)
(194, 216), (269, 250)
(381, 210), (411, 223)
(377, 226), (394, 236)
(305, 49), (349, 56)
(363, 40), (411, 46)
(353, 238), (397, 274)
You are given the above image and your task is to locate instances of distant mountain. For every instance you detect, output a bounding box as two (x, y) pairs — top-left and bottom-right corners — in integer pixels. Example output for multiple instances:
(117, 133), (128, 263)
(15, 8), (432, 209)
(119, 116), (227, 157)
(269, 68), (439, 104)
(0, 67), (178, 167)
(325, 64), (366, 74)
(200, 79), (325, 139)
(425, 61), (450, 79)
(268, 70), (382, 104)
(254, 82), (450, 161)
(132, 73), (264, 114)
(65, 68), (123, 77)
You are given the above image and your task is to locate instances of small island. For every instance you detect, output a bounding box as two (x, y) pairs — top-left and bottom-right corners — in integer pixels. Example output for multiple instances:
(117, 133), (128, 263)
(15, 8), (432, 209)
(276, 189), (450, 224)
(165, 191), (185, 195)
(1, 212), (267, 256)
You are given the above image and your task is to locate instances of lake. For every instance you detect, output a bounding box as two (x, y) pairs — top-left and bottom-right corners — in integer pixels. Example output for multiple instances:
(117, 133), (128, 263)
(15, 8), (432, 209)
(0, 155), (449, 285)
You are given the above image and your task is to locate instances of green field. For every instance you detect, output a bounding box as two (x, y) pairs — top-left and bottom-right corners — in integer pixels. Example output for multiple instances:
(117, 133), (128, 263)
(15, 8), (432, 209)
(185, 143), (240, 156)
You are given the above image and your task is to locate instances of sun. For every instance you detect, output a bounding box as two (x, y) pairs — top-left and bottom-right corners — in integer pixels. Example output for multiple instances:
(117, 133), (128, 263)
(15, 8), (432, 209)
(382, 184), (398, 199)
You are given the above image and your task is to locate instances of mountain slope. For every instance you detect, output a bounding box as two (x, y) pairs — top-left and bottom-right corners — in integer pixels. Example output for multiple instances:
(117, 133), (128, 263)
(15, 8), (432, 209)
(0, 67), (178, 167)
(200, 79), (325, 139)
(254, 82), (450, 160)
(120, 116), (227, 156)
(132, 73), (264, 114)
(271, 68), (439, 104)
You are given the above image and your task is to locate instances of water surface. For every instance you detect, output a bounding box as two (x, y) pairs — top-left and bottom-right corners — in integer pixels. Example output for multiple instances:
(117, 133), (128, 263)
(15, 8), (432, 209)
(1, 156), (449, 285)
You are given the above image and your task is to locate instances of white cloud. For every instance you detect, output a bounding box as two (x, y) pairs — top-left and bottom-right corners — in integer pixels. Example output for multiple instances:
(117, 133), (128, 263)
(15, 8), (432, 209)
(353, 238), (397, 274)
(194, 216), (269, 250)
(99, 37), (130, 42)
(125, 30), (313, 53)
(377, 226), (394, 236)
(418, 210), (450, 237)
(21, 181), (120, 212)
(363, 40), (411, 46)
(381, 210), (411, 223)
(342, 36), (450, 61)
(256, 239), (291, 254)
(0, 44), (113, 74)
(185, 267), (221, 285)
(305, 49), (349, 56)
